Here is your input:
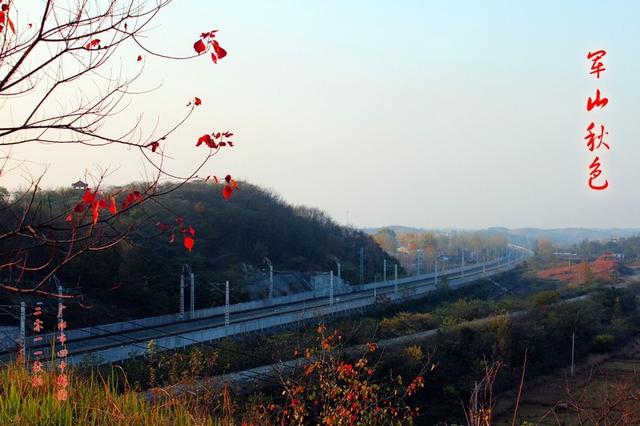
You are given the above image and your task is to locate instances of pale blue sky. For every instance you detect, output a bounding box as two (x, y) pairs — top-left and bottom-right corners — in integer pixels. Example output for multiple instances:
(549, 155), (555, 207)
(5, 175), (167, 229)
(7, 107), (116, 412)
(4, 1), (640, 229)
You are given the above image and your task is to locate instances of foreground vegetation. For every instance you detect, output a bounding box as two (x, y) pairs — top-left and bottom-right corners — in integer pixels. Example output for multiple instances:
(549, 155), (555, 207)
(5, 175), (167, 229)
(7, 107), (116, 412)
(0, 362), (213, 425)
(3, 327), (422, 425)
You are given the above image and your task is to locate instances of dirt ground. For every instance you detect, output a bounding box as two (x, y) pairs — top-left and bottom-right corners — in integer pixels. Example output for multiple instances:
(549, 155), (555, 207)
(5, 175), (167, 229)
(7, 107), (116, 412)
(493, 338), (640, 425)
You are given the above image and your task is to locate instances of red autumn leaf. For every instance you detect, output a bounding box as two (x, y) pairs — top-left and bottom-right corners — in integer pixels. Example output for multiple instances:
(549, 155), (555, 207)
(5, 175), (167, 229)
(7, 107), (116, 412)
(223, 185), (233, 200)
(231, 179), (239, 189)
(147, 141), (159, 152)
(92, 203), (100, 225)
(213, 176), (219, 184)
(219, 142), (226, 147)
(85, 39), (100, 49)
(193, 39), (206, 54)
(0, 11), (5, 23)
(225, 174), (231, 183)
(137, 55), (142, 61)
(222, 132), (234, 137)
(215, 132), (221, 139)
(194, 97), (202, 106)
(188, 225), (196, 237)
(73, 203), (84, 213)
(184, 236), (195, 252)
(196, 134), (212, 147)
(211, 52), (217, 64)
(121, 190), (142, 209)
(196, 134), (217, 148)
(64, 213), (73, 223)
(109, 196), (117, 215)
(82, 189), (95, 204)
(227, 141), (234, 147)
(212, 40), (227, 59)
(0, 5), (7, 12)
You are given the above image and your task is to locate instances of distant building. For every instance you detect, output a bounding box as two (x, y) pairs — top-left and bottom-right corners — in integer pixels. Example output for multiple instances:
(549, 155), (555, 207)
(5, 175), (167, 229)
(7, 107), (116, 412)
(71, 180), (88, 190)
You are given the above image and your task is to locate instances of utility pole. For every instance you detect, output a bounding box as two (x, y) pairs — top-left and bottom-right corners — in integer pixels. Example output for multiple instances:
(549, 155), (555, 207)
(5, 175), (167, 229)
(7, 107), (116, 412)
(571, 332), (576, 377)
(329, 270), (334, 306)
(383, 259), (387, 284)
(264, 257), (273, 300)
(394, 263), (398, 294)
(19, 302), (25, 361)
(359, 247), (364, 285)
(461, 250), (465, 278)
(225, 280), (230, 329)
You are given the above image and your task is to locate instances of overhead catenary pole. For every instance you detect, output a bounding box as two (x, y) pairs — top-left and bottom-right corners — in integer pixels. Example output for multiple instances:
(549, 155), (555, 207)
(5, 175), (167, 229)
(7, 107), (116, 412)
(225, 280), (230, 329)
(571, 332), (576, 377)
(190, 271), (195, 318)
(461, 250), (465, 278)
(19, 302), (25, 361)
(329, 270), (334, 306)
(394, 263), (398, 294)
(434, 257), (438, 286)
(482, 249), (486, 276)
(179, 273), (185, 321)
(264, 258), (274, 300)
(383, 259), (387, 284)
(359, 247), (364, 285)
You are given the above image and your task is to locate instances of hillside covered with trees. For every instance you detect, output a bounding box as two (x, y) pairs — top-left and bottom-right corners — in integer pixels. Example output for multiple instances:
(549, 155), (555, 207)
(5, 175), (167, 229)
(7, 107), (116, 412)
(0, 182), (396, 320)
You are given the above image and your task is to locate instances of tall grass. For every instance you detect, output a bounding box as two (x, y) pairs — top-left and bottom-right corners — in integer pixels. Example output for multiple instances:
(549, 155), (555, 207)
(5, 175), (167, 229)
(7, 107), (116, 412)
(0, 362), (226, 425)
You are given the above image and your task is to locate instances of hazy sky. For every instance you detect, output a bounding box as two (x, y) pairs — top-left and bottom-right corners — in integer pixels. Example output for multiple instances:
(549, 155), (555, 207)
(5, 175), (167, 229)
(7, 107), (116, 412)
(3, 1), (640, 229)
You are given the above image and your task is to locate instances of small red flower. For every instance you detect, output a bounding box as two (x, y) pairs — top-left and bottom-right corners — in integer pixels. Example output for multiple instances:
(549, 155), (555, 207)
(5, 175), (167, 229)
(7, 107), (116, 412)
(56, 388), (68, 401)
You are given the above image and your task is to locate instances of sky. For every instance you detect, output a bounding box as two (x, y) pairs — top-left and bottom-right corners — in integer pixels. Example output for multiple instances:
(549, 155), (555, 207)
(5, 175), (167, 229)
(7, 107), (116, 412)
(2, 1), (640, 230)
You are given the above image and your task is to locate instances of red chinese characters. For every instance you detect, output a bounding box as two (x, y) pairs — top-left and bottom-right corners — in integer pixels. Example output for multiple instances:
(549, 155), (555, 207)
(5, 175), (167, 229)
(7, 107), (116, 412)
(584, 50), (609, 191)
(587, 50), (606, 79)
(30, 303), (44, 387)
(56, 290), (69, 400)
